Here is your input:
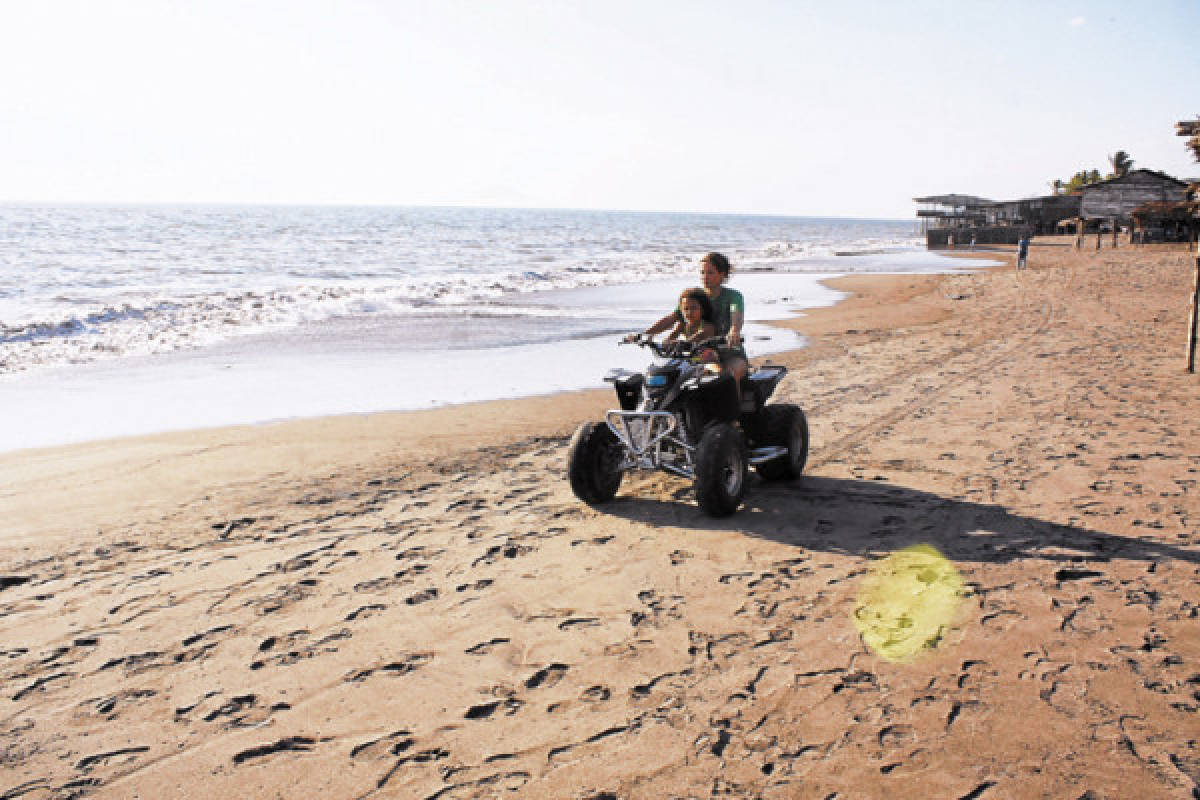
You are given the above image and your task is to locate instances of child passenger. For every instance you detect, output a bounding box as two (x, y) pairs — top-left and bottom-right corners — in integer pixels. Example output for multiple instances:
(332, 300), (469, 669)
(664, 288), (718, 361)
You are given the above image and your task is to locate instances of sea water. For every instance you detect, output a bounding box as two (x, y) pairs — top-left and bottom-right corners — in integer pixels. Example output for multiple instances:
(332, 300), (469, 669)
(0, 205), (983, 452)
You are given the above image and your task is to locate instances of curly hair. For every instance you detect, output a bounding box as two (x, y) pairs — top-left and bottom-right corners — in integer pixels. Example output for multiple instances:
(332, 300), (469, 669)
(679, 287), (714, 321)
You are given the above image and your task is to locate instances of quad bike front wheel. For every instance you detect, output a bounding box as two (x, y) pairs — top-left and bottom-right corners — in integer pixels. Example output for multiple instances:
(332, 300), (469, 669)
(567, 420), (624, 505)
(694, 422), (748, 517)
(754, 404), (809, 481)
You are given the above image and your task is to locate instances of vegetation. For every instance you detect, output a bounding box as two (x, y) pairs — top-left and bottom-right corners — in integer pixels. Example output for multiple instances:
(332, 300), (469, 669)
(1049, 168), (1103, 196)
(1108, 150), (1134, 177)
(1178, 117), (1200, 162)
(1047, 151), (1135, 195)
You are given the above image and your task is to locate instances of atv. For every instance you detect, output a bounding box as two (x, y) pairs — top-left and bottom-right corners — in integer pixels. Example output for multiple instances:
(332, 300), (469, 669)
(566, 335), (808, 517)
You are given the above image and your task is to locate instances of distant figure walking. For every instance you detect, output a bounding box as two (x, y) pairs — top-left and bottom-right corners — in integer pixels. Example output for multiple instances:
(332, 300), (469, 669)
(1016, 235), (1029, 270)
(947, 233), (955, 250)
(970, 234), (977, 249)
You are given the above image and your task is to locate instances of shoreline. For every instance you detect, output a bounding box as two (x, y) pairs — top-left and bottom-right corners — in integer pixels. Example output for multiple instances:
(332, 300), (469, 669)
(0, 262), (907, 455)
(0, 262), (967, 548)
(3, 243), (1198, 798)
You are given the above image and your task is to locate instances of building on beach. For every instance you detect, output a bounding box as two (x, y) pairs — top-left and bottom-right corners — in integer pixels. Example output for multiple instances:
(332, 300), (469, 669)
(981, 195), (1081, 233)
(916, 168), (1192, 247)
(913, 194), (992, 234)
(1019, 195), (1082, 233)
(913, 194), (999, 246)
(914, 192), (1079, 247)
(1078, 169), (1188, 229)
(1058, 169), (1194, 241)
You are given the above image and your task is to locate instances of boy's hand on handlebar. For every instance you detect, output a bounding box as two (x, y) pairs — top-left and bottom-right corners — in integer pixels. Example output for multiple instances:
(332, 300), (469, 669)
(726, 331), (742, 347)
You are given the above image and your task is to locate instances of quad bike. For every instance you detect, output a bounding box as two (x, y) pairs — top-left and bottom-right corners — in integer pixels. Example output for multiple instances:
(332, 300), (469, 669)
(567, 335), (809, 517)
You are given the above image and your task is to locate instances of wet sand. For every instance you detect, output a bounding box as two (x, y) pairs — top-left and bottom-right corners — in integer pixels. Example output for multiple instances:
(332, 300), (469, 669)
(2, 242), (1198, 798)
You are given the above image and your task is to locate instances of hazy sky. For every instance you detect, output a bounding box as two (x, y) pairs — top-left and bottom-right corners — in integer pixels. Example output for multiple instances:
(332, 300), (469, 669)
(2, 0), (1197, 217)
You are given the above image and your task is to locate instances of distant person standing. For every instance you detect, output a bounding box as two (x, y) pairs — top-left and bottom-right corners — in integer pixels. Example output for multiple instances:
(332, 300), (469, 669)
(1016, 235), (1029, 270)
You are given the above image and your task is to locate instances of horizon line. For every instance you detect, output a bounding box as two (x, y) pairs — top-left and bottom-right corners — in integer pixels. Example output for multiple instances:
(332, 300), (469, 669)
(0, 198), (912, 223)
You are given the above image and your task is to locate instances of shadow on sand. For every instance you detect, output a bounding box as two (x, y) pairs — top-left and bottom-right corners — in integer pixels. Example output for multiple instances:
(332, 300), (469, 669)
(597, 475), (1199, 567)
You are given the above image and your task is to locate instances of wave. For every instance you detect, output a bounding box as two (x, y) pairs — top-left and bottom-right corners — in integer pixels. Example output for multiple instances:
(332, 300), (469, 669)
(0, 205), (924, 374)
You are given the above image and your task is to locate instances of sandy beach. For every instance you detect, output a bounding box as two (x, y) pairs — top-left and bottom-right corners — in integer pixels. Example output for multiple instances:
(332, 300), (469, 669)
(2, 242), (1198, 798)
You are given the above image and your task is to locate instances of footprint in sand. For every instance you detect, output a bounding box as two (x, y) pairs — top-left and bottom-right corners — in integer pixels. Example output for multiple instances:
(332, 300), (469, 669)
(580, 685), (611, 704)
(405, 588), (438, 605)
(344, 603), (387, 621)
(76, 746), (150, 772)
(349, 730), (415, 761)
(465, 638), (510, 655)
(524, 663), (568, 689)
(86, 688), (157, 718)
(344, 653), (433, 683)
(232, 736), (326, 765)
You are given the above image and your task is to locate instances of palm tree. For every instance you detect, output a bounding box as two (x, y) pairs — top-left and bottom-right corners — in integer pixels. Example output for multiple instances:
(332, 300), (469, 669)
(1177, 118), (1200, 162)
(1108, 150), (1134, 178)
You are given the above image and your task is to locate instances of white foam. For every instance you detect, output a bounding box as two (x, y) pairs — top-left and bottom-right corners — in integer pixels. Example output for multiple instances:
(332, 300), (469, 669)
(0, 272), (848, 453)
(1, 205), (925, 375)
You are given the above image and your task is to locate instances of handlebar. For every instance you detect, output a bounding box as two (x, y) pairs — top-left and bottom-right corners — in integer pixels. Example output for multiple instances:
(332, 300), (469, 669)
(621, 333), (725, 358)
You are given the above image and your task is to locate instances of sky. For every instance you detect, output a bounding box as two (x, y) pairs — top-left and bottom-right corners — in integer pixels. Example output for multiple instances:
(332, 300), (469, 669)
(1, 0), (1197, 218)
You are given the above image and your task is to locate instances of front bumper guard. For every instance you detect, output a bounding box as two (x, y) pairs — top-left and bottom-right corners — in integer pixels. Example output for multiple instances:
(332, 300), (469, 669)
(604, 410), (691, 475)
(604, 410), (792, 476)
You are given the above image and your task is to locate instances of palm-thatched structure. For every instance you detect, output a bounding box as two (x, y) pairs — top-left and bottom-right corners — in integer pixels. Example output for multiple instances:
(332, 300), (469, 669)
(1177, 118), (1200, 163)
(1130, 200), (1200, 242)
(1175, 118), (1200, 240)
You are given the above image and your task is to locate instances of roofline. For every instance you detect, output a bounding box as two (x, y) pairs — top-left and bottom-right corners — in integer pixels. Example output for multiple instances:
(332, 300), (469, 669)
(1081, 168), (1187, 189)
(912, 194), (994, 205)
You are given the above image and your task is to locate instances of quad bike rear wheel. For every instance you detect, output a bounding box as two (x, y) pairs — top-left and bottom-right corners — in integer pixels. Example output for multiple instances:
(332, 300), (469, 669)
(694, 422), (747, 517)
(754, 404), (809, 481)
(567, 421), (624, 505)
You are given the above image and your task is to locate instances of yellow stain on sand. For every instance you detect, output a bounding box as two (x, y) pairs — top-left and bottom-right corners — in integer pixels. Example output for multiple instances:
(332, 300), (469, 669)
(853, 543), (965, 663)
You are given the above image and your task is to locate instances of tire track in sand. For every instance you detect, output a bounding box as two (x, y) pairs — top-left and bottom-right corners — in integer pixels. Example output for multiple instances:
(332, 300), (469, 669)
(802, 268), (1072, 472)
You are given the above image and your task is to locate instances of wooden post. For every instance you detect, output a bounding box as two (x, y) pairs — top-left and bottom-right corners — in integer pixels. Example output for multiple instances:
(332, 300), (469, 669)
(1188, 254), (1200, 373)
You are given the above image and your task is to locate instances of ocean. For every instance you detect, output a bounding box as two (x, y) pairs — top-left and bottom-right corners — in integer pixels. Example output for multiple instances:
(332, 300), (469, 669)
(0, 205), (981, 452)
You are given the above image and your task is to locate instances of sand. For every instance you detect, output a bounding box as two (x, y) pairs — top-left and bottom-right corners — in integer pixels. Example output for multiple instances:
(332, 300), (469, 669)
(2, 241), (1198, 799)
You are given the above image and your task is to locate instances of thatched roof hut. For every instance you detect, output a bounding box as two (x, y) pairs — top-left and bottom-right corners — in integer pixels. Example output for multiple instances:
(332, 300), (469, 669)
(1131, 200), (1194, 223)
(1130, 199), (1200, 241)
